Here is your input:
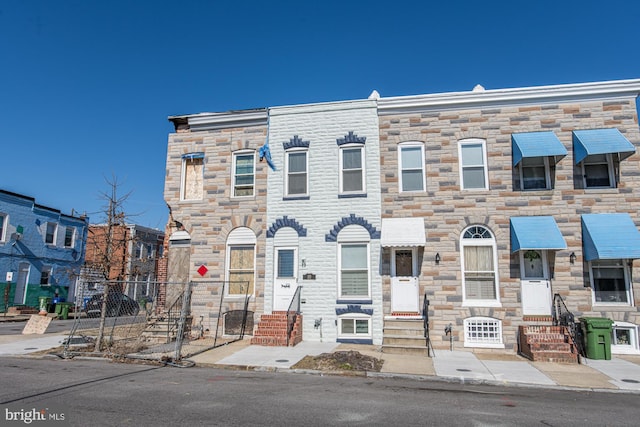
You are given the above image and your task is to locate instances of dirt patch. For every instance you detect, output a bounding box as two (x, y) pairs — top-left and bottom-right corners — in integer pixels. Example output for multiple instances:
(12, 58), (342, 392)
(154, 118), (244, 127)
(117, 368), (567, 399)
(291, 350), (383, 372)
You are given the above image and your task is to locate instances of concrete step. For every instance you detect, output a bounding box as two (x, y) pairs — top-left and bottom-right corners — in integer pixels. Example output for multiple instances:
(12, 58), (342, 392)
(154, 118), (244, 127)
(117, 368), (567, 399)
(383, 336), (426, 346)
(383, 327), (425, 337)
(381, 344), (428, 356)
(383, 319), (424, 329)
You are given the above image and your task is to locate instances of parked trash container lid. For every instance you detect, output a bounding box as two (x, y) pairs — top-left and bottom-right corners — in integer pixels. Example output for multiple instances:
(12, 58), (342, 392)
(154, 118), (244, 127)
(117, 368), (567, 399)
(580, 317), (613, 330)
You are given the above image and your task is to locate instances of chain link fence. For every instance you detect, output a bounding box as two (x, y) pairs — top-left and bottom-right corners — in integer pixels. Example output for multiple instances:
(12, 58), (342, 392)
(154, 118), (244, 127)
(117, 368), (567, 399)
(63, 280), (254, 365)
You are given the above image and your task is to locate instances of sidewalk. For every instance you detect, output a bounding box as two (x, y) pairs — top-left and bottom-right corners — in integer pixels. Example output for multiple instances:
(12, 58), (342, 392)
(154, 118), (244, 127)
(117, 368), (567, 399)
(2, 332), (639, 393)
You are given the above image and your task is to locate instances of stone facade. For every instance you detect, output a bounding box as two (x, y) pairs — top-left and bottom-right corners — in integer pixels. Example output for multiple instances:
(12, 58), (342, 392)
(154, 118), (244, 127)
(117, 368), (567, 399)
(165, 110), (268, 335)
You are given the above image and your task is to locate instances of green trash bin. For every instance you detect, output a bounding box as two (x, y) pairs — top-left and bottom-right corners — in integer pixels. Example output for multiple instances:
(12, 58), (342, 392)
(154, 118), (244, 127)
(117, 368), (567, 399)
(58, 302), (73, 320)
(580, 317), (613, 360)
(38, 296), (52, 314)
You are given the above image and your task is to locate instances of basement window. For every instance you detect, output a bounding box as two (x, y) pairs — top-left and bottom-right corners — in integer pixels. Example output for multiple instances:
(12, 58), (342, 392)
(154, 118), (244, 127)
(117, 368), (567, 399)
(464, 317), (504, 348)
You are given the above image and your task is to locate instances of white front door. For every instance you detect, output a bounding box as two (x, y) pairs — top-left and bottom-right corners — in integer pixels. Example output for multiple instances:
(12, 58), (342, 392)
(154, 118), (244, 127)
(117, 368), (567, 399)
(273, 248), (298, 311)
(14, 263), (30, 305)
(520, 250), (552, 315)
(390, 248), (420, 313)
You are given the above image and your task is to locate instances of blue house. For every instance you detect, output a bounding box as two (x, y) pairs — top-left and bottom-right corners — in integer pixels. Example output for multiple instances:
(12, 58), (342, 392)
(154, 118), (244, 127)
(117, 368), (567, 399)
(0, 189), (88, 310)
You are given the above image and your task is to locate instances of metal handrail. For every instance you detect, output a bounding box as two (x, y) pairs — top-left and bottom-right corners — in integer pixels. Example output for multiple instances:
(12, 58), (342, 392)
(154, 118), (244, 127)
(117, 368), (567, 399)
(552, 293), (585, 357)
(423, 293), (434, 357)
(166, 291), (184, 343)
(286, 286), (302, 346)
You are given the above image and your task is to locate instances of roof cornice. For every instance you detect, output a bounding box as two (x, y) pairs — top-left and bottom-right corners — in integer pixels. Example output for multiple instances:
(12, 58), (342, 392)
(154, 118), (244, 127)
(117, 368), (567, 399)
(168, 108), (268, 132)
(378, 79), (640, 115)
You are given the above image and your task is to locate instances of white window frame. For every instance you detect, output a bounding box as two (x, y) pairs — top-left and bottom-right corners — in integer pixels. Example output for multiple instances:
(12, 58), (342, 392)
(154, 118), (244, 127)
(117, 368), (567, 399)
(232, 151), (255, 198)
(40, 266), (52, 286)
(391, 247), (419, 277)
(225, 227), (257, 297)
(582, 154), (615, 189)
(611, 322), (640, 354)
(45, 222), (58, 245)
(459, 139), (489, 190)
(180, 154), (204, 201)
(398, 142), (426, 193)
(338, 242), (371, 299)
(64, 227), (75, 248)
(339, 145), (365, 194)
(589, 259), (633, 306)
(464, 317), (504, 348)
(519, 157), (551, 190)
(338, 314), (372, 340)
(0, 213), (7, 242)
(285, 148), (309, 197)
(461, 225), (500, 307)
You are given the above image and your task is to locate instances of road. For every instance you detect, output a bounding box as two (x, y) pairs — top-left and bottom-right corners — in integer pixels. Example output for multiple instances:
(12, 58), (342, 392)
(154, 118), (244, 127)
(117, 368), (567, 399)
(0, 357), (637, 426)
(0, 316), (142, 336)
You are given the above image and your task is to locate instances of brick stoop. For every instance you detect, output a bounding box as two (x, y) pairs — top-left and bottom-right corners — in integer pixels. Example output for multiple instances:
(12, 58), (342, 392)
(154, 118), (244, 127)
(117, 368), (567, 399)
(7, 306), (38, 315)
(518, 325), (579, 364)
(251, 311), (303, 347)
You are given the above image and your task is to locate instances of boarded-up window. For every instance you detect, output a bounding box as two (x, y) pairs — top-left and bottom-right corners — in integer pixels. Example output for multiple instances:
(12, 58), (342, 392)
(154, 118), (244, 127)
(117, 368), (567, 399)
(182, 155), (204, 200)
(228, 246), (255, 295)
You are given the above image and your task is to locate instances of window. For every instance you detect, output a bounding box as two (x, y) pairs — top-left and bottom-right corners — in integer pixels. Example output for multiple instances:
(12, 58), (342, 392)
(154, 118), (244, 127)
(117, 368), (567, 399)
(611, 322), (639, 354)
(464, 317), (503, 348)
(45, 223), (57, 245)
(226, 227), (256, 296)
(459, 139), (488, 190)
(338, 315), (371, 339)
(398, 143), (425, 192)
(340, 146), (364, 193)
(590, 260), (631, 305)
(582, 154), (615, 188)
(461, 225), (499, 305)
(64, 227), (74, 247)
(233, 152), (255, 197)
(40, 266), (52, 285)
(519, 157), (550, 190)
(0, 213), (6, 242)
(339, 244), (369, 298)
(134, 243), (142, 259)
(181, 153), (204, 200)
(146, 244), (154, 259)
(285, 150), (308, 196)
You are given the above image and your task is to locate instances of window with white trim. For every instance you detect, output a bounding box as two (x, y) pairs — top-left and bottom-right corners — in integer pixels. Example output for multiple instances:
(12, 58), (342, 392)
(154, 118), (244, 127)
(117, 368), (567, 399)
(461, 225), (499, 305)
(459, 139), (488, 190)
(519, 157), (551, 190)
(0, 213), (6, 242)
(233, 151), (255, 197)
(40, 266), (52, 285)
(285, 149), (308, 196)
(181, 153), (204, 200)
(225, 227), (256, 296)
(398, 142), (425, 192)
(611, 322), (639, 354)
(339, 243), (370, 298)
(582, 154), (615, 188)
(338, 314), (371, 339)
(590, 259), (632, 305)
(45, 223), (57, 245)
(64, 227), (75, 248)
(464, 317), (503, 348)
(340, 146), (364, 193)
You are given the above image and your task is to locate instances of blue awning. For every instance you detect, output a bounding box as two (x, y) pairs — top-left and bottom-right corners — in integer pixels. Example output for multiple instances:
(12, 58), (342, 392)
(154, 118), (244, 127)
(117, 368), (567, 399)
(573, 129), (635, 164)
(510, 216), (567, 253)
(512, 132), (568, 167)
(582, 213), (640, 261)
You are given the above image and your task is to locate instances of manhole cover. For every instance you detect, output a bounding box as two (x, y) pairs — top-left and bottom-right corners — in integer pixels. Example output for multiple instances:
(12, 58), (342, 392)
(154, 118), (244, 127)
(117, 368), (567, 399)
(621, 379), (639, 383)
(275, 359), (289, 363)
(24, 347), (38, 350)
(457, 368), (471, 372)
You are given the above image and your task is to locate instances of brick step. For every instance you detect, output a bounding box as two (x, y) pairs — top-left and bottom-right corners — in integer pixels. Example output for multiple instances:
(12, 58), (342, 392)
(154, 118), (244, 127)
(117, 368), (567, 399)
(522, 325), (565, 334)
(528, 342), (573, 352)
(524, 333), (567, 343)
(528, 351), (579, 364)
(251, 336), (289, 346)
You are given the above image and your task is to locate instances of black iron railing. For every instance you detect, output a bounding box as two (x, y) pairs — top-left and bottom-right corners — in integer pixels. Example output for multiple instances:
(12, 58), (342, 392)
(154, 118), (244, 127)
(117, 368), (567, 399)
(423, 293), (435, 357)
(286, 286), (302, 346)
(552, 293), (585, 357)
(166, 291), (184, 344)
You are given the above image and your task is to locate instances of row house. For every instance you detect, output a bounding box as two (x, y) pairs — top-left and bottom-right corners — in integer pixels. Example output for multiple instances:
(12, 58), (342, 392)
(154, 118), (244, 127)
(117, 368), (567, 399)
(0, 189), (88, 308)
(164, 78), (640, 355)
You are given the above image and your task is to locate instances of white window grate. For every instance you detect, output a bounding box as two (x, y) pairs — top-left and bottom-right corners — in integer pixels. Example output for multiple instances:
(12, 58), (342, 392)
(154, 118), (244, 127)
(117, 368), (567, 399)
(464, 317), (502, 345)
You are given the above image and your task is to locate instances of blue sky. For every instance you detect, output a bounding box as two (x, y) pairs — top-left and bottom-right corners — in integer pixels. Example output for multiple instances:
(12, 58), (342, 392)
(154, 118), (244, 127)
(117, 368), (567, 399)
(1, 0), (638, 229)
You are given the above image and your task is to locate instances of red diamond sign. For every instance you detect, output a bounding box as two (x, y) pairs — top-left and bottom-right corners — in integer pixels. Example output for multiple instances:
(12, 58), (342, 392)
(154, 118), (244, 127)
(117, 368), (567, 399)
(197, 265), (208, 277)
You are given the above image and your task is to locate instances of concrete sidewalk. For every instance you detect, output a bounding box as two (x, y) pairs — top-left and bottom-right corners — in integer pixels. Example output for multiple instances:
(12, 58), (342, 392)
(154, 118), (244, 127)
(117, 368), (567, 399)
(2, 333), (639, 393)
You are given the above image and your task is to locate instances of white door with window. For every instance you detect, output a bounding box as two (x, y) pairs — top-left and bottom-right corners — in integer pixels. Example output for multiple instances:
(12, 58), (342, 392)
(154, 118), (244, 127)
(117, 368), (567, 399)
(520, 250), (552, 315)
(14, 263), (30, 304)
(273, 248), (298, 311)
(391, 248), (420, 313)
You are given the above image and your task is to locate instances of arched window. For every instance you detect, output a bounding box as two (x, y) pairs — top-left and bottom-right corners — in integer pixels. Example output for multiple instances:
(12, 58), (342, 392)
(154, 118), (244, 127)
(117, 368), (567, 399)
(461, 225), (499, 306)
(226, 227), (256, 296)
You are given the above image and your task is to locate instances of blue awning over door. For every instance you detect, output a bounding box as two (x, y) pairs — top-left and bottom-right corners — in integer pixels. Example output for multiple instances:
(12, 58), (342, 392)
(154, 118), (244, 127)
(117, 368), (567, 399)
(510, 216), (567, 253)
(511, 132), (568, 167)
(573, 128), (635, 164)
(581, 213), (640, 261)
